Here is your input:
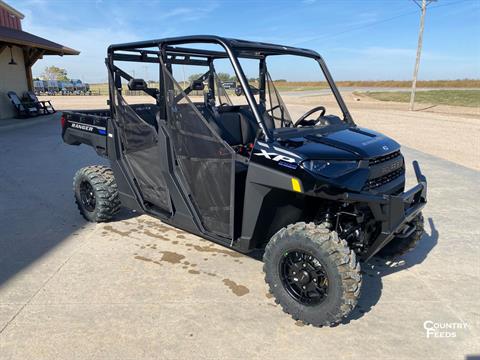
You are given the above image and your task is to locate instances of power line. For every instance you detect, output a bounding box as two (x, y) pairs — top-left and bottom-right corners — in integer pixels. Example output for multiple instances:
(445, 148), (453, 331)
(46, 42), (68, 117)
(295, 0), (467, 44)
(294, 9), (419, 44)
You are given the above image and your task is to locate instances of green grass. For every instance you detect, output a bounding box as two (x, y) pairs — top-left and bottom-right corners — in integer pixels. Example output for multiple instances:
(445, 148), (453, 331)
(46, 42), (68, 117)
(360, 90), (480, 108)
(87, 79), (480, 97)
(274, 79), (480, 89)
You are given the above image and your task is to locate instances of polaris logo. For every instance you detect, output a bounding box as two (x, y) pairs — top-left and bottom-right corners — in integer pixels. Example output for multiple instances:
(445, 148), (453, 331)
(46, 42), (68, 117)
(254, 149), (296, 163)
(71, 123), (94, 132)
(379, 159), (403, 175)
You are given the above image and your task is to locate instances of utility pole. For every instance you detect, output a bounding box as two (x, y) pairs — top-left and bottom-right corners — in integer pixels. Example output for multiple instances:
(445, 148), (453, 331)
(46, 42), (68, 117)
(409, 0), (436, 111)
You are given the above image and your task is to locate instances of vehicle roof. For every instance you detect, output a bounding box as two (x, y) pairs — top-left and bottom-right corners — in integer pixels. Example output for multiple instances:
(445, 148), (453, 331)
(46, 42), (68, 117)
(108, 35), (320, 59)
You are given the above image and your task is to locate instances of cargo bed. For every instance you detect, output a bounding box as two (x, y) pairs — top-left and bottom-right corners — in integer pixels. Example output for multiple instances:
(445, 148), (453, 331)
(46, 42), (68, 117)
(61, 109), (110, 156)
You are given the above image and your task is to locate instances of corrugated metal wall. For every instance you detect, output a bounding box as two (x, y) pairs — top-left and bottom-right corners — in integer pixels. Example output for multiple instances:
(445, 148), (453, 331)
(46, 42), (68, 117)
(0, 7), (21, 30)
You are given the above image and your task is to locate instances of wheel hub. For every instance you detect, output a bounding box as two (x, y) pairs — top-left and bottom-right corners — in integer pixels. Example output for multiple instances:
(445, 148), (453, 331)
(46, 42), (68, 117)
(79, 181), (96, 212)
(280, 251), (329, 306)
(298, 270), (311, 285)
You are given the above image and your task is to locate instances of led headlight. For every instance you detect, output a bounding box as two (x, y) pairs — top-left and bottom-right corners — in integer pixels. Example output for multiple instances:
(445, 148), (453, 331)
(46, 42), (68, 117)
(301, 160), (358, 178)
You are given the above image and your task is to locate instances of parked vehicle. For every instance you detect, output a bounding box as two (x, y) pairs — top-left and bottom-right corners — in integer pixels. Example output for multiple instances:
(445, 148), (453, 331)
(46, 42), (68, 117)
(61, 36), (427, 327)
(222, 81), (236, 89)
(59, 81), (74, 95)
(33, 80), (45, 95)
(37, 79), (91, 95)
(46, 80), (59, 94)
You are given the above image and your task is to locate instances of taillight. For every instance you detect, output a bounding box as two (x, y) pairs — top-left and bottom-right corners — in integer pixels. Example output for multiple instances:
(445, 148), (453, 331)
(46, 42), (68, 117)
(60, 115), (66, 128)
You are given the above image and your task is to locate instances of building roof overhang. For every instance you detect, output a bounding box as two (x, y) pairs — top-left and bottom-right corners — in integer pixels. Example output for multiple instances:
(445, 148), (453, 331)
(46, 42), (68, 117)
(0, 25), (79, 56)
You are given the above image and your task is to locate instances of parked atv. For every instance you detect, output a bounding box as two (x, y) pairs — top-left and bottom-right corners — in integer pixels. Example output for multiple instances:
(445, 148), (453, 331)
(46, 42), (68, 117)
(62, 36), (427, 326)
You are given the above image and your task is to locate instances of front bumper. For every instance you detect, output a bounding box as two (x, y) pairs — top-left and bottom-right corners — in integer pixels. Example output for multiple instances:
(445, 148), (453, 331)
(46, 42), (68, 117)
(342, 161), (427, 260)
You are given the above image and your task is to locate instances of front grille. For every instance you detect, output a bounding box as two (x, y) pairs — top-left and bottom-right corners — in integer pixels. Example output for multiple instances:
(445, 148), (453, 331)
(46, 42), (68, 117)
(363, 168), (405, 191)
(363, 150), (405, 191)
(369, 150), (401, 166)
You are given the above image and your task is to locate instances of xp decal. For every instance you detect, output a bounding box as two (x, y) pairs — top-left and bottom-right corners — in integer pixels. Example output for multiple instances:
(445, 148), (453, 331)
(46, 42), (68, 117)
(254, 149), (296, 163)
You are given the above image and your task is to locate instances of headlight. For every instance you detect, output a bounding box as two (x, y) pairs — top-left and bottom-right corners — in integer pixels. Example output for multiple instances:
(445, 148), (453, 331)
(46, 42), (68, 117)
(301, 160), (358, 177)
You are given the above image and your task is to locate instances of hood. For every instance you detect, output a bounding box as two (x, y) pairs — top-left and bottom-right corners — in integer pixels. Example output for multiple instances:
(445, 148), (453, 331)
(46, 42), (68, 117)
(277, 126), (400, 160)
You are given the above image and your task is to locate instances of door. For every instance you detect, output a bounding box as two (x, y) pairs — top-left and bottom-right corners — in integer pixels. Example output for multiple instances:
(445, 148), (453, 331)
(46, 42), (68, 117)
(110, 71), (172, 214)
(162, 63), (235, 238)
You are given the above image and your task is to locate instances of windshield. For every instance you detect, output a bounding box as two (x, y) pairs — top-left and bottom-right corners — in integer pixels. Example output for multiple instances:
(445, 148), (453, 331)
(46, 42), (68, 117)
(213, 69), (233, 106)
(261, 54), (346, 129)
(265, 70), (292, 127)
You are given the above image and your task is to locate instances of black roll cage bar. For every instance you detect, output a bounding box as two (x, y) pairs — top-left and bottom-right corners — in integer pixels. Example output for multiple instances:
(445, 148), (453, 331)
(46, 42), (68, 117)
(106, 35), (354, 142)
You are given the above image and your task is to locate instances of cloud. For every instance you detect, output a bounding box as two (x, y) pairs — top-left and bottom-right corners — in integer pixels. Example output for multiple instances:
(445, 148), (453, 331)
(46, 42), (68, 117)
(154, 2), (220, 22)
(18, 0), (223, 82)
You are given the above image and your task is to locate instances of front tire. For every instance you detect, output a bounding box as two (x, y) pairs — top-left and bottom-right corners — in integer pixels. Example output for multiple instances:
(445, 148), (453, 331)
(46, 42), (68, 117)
(263, 222), (361, 327)
(73, 165), (120, 222)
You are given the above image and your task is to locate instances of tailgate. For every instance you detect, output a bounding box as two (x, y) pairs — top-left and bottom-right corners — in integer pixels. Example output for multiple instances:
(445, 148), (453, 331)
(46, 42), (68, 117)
(62, 110), (109, 157)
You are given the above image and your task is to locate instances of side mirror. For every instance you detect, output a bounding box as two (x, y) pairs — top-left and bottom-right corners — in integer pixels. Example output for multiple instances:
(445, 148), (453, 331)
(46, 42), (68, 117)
(191, 80), (205, 91)
(235, 86), (243, 96)
(128, 78), (148, 91)
(235, 85), (259, 96)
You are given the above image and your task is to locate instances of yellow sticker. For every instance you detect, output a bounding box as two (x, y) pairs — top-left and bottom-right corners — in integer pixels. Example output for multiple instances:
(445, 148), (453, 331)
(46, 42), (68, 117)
(291, 178), (302, 193)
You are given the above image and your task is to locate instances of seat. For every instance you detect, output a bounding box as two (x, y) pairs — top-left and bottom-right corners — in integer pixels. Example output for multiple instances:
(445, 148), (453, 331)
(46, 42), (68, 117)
(130, 103), (159, 131)
(209, 110), (258, 146)
(256, 103), (275, 130)
(7, 91), (38, 118)
(25, 91), (55, 114)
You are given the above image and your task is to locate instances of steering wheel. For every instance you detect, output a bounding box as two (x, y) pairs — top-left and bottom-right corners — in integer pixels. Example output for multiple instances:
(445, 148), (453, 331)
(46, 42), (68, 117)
(266, 104), (281, 114)
(294, 106), (326, 127)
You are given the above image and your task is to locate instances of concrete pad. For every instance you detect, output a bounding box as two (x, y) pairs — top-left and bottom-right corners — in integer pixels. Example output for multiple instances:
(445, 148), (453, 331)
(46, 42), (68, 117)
(1, 112), (479, 359)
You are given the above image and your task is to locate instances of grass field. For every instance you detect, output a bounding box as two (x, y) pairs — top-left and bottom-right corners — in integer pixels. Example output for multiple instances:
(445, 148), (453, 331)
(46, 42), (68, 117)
(274, 79), (480, 91)
(88, 79), (480, 95)
(360, 90), (480, 107)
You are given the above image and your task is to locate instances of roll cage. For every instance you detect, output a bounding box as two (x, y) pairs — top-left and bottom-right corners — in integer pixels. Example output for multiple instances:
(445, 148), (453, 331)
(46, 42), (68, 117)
(106, 35), (355, 142)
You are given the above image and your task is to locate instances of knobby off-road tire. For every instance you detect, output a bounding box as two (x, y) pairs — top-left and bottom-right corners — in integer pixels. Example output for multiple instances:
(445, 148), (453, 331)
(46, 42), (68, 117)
(73, 165), (120, 222)
(376, 213), (424, 259)
(263, 222), (361, 327)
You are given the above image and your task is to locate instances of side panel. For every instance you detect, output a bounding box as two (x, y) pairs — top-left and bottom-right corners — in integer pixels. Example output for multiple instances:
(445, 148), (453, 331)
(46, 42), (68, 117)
(237, 161), (303, 251)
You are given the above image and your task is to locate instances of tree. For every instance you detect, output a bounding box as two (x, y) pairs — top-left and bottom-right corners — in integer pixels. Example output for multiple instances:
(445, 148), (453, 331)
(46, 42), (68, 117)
(41, 66), (69, 81)
(217, 72), (233, 82)
(188, 73), (204, 82)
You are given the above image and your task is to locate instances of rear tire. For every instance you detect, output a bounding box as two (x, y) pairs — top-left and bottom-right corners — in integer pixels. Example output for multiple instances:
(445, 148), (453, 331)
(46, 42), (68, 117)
(263, 222), (361, 327)
(73, 165), (120, 222)
(376, 213), (424, 259)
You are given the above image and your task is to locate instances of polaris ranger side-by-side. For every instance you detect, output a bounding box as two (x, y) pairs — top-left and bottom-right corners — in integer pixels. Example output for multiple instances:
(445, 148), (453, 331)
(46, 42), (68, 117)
(62, 36), (427, 326)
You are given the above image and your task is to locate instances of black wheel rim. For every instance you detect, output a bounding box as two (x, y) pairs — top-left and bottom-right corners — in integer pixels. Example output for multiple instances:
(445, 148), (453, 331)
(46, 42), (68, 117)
(280, 250), (329, 306)
(79, 180), (96, 212)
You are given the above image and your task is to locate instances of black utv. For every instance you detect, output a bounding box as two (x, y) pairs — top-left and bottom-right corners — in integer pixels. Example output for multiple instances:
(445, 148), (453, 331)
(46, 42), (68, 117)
(62, 36), (427, 327)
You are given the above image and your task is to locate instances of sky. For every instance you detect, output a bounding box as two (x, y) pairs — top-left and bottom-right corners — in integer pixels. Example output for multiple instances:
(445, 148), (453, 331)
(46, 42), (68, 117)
(9, 0), (480, 83)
